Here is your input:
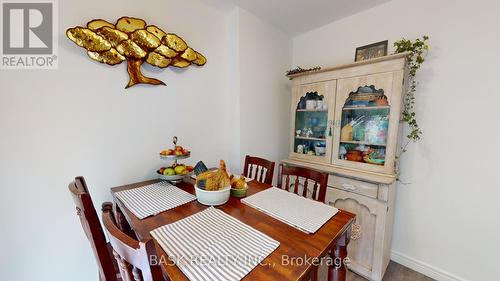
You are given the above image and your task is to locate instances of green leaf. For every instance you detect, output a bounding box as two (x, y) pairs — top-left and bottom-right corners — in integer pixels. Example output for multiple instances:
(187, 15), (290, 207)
(395, 35), (429, 152)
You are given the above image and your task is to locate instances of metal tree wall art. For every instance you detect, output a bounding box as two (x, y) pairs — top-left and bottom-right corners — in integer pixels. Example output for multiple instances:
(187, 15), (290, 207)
(66, 17), (206, 88)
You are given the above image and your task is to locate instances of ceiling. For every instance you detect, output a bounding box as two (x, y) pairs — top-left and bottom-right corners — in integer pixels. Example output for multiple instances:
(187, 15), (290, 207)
(223, 0), (391, 35)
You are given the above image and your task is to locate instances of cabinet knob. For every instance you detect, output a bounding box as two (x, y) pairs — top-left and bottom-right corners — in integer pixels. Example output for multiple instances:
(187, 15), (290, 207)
(334, 120), (341, 128)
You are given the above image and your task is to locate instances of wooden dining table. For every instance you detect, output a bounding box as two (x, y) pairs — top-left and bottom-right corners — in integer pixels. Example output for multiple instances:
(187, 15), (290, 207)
(111, 179), (355, 281)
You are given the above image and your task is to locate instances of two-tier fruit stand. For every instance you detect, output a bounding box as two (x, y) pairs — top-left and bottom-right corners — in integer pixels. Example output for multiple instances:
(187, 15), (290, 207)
(157, 136), (192, 185)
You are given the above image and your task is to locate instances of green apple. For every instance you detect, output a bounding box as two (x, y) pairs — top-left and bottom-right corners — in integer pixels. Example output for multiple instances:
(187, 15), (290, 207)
(163, 168), (175, 176)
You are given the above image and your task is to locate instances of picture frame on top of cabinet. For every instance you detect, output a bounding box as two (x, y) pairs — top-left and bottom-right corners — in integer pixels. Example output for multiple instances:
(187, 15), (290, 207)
(355, 40), (388, 62)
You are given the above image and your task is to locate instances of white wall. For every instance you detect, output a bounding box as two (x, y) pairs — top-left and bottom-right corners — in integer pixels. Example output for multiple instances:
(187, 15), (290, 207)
(293, 1), (500, 280)
(0, 1), (291, 280)
(236, 8), (292, 176)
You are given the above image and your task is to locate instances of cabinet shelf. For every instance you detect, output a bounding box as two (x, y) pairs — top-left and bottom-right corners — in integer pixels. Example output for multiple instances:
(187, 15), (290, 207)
(342, 105), (390, 111)
(296, 109), (328, 112)
(340, 140), (386, 146)
(295, 136), (326, 141)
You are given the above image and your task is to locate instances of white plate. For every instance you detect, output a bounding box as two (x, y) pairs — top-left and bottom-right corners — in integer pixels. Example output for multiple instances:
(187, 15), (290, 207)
(159, 152), (190, 160)
(158, 173), (186, 181)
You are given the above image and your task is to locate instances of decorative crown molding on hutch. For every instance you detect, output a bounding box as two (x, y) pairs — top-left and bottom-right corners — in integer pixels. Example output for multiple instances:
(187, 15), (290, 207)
(282, 53), (409, 281)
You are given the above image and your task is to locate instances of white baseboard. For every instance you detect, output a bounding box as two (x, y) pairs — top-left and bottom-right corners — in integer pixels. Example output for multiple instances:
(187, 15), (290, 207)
(390, 251), (468, 281)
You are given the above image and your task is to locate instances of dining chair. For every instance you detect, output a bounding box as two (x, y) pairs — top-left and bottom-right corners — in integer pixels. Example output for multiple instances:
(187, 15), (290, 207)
(102, 204), (165, 281)
(68, 176), (120, 281)
(277, 164), (328, 280)
(243, 155), (276, 184)
(277, 164), (329, 202)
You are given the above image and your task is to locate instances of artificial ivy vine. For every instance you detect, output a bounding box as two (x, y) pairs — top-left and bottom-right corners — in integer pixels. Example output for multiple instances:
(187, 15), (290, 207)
(394, 35), (429, 152)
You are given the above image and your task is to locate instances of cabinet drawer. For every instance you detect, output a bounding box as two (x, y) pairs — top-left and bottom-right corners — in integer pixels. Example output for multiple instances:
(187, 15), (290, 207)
(328, 176), (378, 199)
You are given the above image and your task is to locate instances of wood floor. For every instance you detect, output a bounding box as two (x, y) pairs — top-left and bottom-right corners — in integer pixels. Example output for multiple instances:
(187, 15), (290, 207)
(317, 261), (435, 281)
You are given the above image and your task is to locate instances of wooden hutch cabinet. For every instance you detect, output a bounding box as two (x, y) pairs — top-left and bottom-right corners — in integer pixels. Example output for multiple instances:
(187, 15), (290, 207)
(282, 53), (408, 281)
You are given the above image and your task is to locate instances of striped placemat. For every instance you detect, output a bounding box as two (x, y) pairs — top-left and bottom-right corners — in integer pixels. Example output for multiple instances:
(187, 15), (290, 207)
(114, 181), (196, 219)
(150, 207), (280, 281)
(241, 187), (338, 234)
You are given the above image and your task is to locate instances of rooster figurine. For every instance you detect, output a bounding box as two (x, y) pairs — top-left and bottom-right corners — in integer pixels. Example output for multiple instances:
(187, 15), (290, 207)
(196, 160), (231, 191)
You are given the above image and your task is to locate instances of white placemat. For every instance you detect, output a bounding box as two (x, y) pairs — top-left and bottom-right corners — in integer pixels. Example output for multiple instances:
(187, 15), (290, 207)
(241, 187), (338, 234)
(150, 207), (279, 281)
(115, 181), (196, 219)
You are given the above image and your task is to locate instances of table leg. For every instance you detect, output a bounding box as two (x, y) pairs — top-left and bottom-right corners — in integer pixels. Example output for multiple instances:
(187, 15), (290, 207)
(312, 266), (318, 281)
(328, 232), (348, 281)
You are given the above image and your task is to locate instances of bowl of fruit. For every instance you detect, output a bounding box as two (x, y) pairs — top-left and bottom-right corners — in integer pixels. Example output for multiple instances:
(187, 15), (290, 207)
(230, 175), (248, 198)
(194, 160), (231, 206)
(159, 136), (190, 160)
(159, 145), (190, 160)
(157, 164), (194, 184)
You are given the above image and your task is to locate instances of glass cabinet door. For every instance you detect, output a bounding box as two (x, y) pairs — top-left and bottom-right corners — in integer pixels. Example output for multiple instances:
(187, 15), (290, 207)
(290, 81), (336, 164)
(332, 73), (397, 174)
(339, 86), (389, 165)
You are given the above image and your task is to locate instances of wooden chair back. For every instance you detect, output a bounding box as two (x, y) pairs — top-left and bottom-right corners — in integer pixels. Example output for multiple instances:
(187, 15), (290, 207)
(243, 155), (275, 184)
(68, 176), (118, 281)
(277, 164), (329, 202)
(102, 205), (164, 281)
